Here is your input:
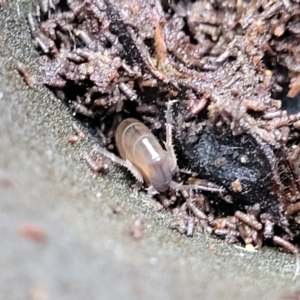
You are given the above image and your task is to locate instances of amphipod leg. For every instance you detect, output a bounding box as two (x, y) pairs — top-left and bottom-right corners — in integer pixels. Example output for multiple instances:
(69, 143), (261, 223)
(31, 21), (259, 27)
(178, 168), (198, 177)
(93, 146), (144, 183)
(146, 185), (159, 195)
(164, 100), (178, 172)
(169, 180), (225, 193)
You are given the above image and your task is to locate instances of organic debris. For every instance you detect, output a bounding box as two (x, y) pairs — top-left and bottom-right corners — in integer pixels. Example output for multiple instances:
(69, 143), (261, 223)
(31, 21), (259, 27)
(30, 0), (300, 253)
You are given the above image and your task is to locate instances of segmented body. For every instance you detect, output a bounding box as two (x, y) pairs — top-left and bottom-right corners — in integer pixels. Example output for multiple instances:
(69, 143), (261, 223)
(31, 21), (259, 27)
(115, 118), (172, 192)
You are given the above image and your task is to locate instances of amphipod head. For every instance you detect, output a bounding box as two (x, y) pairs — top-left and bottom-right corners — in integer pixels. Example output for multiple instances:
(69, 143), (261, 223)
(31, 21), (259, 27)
(147, 154), (172, 192)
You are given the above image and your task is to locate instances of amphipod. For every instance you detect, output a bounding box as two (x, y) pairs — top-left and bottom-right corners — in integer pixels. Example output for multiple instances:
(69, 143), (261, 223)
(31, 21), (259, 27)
(94, 101), (224, 194)
(115, 118), (173, 192)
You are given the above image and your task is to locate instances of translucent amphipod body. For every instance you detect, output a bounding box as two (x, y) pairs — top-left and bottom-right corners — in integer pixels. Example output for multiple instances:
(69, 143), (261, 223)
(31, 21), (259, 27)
(94, 101), (224, 195)
(115, 118), (173, 192)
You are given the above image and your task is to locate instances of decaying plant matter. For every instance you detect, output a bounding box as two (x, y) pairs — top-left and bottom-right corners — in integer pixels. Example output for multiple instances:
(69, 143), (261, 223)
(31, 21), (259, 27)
(29, 0), (300, 254)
